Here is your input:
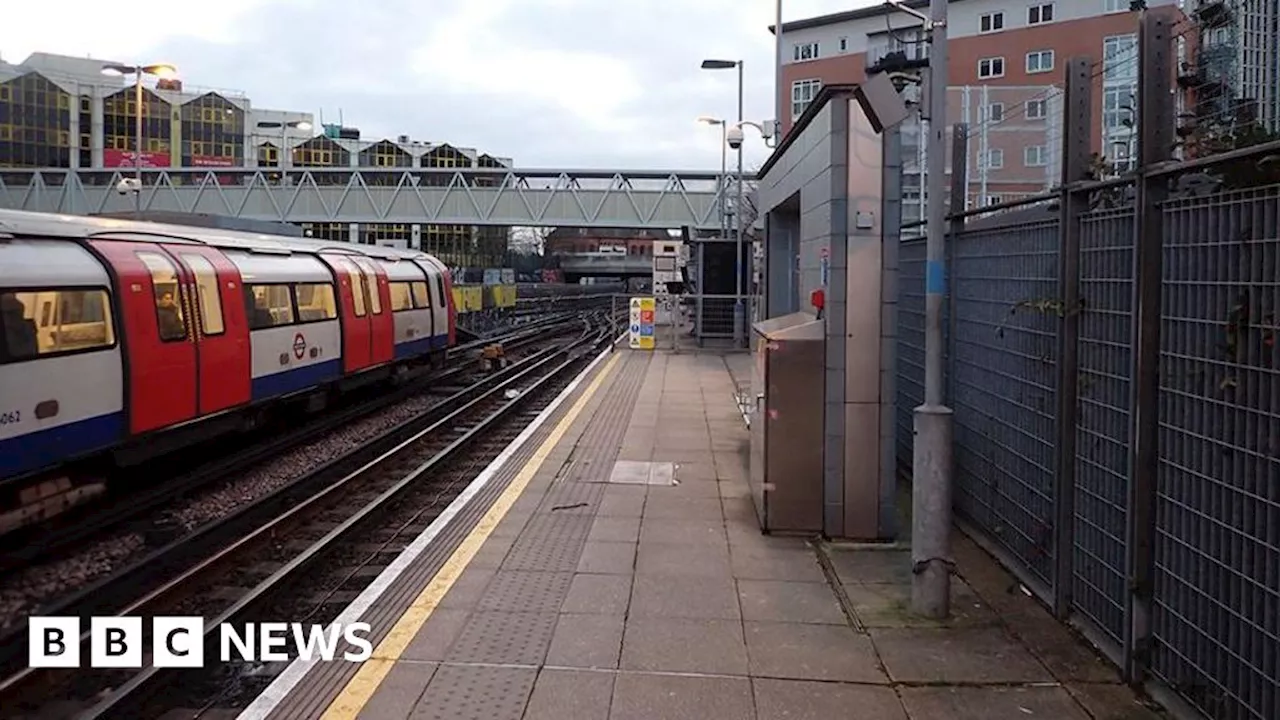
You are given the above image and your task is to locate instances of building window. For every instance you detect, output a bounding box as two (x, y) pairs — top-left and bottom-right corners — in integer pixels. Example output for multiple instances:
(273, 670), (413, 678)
(0, 72), (73, 169)
(838, 37), (848, 53)
(978, 57), (1005, 79)
(357, 140), (412, 174)
(1026, 50), (1055, 74)
(979, 12), (1004, 33)
(793, 42), (820, 61)
(791, 79), (822, 119)
(1024, 145), (1048, 167)
(1104, 0), (1129, 12)
(986, 103), (1005, 123)
(180, 93), (243, 168)
(421, 144), (474, 264)
(1026, 99), (1047, 119)
(1028, 4), (1054, 24)
(360, 223), (411, 246)
(987, 194), (1004, 206)
(103, 84), (171, 168)
(1102, 35), (1138, 83)
(983, 149), (1004, 169)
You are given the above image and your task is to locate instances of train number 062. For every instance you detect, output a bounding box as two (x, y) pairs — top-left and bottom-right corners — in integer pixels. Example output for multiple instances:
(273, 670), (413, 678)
(0, 410), (19, 425)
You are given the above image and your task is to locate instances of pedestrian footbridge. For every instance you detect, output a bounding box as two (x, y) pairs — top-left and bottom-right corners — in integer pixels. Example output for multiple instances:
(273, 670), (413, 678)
(0, 167), (733, 230)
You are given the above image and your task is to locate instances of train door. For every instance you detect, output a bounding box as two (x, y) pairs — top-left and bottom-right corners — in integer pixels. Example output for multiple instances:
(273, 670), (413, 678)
(436, 263), (457, 346)
(319, 254), (373, 373)
(414, 260), (451, 349)
(163, 245), (251, 414)
(88, 239), (198, 434)
(349, 256), (394, 365)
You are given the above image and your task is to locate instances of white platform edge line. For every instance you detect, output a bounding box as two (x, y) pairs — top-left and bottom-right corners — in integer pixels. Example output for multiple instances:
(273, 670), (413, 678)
(236, 341), (617, 720)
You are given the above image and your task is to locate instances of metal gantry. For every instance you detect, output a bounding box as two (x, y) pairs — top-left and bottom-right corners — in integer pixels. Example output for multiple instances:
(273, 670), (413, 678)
(0, 167), (732, 229)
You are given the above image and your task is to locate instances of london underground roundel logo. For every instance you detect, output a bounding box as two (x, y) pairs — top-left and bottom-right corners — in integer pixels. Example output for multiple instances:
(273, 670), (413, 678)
(293, 333), (307, 359)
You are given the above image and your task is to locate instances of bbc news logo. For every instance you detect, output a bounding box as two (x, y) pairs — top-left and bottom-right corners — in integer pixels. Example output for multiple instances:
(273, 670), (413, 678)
(29, 617), (373, 668)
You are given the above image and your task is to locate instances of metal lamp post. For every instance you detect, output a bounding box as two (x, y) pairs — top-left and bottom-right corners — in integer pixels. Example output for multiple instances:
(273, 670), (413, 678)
(700, 58), (745, 348)
(100, 63), (177, 218)
(255, 119), (312, 170)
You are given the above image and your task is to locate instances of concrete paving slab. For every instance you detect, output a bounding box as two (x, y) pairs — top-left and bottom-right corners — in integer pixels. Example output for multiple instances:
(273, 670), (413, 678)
(620, 616), (749, 675)
(609, 672), (755, 720)
(522, 669), (614, 720)
(871, 627), (1054, 684)
(576, 541), (636, 575)
(743, 621), (886, 684)
(753, 678), (907, 720)
(561, 572), (633, 615)
(898, 685), (1090, 720)
(737, 578), (847, 624)
(546, 613), (624, 669)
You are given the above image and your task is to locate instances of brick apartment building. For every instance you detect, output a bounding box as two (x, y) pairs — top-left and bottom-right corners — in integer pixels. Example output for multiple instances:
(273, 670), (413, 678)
(771, 0), (1187, 218)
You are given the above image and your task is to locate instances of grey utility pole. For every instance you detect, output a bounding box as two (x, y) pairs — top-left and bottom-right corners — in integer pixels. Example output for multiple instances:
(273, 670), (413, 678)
(735, 60), (745, 349)
(911, 0), (955, 619)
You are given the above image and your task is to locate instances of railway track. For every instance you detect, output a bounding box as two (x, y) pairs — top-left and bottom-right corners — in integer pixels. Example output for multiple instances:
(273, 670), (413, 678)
(0, 306), (593, 578)
(0, 311), (617, 719)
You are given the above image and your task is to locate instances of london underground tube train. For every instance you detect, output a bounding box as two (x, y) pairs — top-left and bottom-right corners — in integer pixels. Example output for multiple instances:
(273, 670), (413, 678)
(0, 209), (457, 529)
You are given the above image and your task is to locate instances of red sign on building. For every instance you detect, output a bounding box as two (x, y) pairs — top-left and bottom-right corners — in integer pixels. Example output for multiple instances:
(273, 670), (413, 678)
(102, 149), (170, 168)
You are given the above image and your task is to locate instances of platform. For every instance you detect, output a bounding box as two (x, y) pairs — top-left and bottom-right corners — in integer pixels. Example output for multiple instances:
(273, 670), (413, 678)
(239, 345), (1167, 720)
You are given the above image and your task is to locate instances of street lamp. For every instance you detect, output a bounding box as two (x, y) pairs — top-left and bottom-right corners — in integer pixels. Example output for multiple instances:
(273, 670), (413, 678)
(101, 63), (177, 218)
(256, 119), (312, 169)
(701, 58), (746, 347)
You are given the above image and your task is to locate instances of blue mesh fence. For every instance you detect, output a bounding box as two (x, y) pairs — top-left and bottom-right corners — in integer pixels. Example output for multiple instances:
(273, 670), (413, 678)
(948, 220), (1061, 588)
(1151, 186), (1280, 720)
(896, 238), (927, 472)
(1074, 208), (1136, 651)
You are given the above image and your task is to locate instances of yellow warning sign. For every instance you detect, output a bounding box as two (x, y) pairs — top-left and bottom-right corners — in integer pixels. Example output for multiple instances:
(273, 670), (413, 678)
(628, 296), (656, 351)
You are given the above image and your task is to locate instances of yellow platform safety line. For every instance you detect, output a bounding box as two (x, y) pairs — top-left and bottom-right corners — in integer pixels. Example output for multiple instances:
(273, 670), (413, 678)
(319, 351), (621, 720)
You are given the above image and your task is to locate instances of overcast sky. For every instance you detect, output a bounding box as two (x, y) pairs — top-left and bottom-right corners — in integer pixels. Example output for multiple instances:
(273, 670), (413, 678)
(2, 0), (876, 172)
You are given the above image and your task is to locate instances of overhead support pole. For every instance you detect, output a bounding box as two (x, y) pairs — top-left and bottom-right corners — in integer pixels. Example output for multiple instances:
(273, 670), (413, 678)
(909, 0), (954, 620)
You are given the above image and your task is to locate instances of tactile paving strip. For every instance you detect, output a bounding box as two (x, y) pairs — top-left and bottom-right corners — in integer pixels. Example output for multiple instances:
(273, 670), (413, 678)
(408, 663), (537, 720)
(444, 611), (560, 665)
(538, 480), (607, 513)
(502, 514), (593, 572)
(476, 571), (574, 613)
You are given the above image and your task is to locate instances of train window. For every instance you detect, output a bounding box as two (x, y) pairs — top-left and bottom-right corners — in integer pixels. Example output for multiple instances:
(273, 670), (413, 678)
(0, 288), (116, 363)
(295, 283), (338, 321)
(347, 266), (367, 317)
(136, 252), (188, 342)
(411, 281), (431, 309)
(388, 282), (414, 312)
(360, 266), (383, 315)
(245, 284), (295, 329)
(434, 276), (447, 307)
(179, 254), (224, 336)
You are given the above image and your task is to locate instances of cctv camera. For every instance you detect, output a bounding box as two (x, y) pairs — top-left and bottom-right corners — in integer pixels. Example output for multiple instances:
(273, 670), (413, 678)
(726, 126), (745, 150)
(115, 178), (140, 195)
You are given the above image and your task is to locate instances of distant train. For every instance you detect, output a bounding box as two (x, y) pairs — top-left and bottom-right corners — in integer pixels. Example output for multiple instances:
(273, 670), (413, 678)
(0, 209), (458, 517)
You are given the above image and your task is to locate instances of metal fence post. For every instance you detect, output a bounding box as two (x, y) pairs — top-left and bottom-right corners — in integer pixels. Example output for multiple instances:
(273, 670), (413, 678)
(1124, 11), (1173, 685)
(1052, 57), (1093, 620)
(946, 124), (968, 406)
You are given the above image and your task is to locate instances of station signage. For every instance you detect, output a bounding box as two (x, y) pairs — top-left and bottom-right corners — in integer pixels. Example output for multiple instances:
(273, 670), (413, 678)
(628, 296), (655, 350)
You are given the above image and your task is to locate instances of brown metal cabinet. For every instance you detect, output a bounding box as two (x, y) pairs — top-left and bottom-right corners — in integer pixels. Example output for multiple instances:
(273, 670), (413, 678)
(748, 312), (824, 534)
